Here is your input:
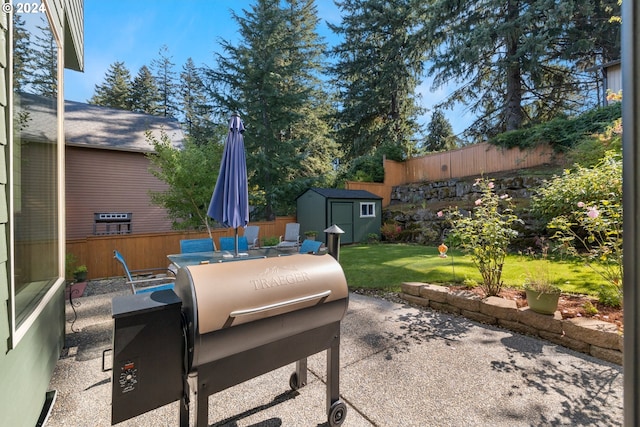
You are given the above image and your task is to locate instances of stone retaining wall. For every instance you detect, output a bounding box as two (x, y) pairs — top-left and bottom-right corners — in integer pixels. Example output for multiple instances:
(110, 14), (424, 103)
(400, 282), (623, 365)
(384, 175), (548, 246)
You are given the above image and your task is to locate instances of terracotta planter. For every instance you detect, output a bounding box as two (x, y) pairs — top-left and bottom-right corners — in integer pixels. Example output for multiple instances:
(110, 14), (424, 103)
(525, 289), (560, 315)
(65, 281), (87, 299)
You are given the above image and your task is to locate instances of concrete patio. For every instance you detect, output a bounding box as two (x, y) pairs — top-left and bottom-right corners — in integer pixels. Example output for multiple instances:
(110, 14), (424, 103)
(45, 279), (623, 426)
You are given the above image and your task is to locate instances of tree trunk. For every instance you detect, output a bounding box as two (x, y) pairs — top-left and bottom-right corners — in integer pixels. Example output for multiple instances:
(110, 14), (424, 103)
(504, 0), (523, 131)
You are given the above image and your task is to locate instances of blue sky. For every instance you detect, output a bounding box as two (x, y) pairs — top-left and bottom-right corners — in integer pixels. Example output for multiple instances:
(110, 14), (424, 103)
(64, 0), (471, 135)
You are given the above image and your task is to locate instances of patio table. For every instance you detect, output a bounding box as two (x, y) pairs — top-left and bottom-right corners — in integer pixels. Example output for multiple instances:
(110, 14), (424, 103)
(167, 247), (293, 268)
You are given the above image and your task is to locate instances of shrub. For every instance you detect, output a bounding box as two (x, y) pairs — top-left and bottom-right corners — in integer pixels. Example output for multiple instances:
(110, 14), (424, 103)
(381, 222), (402, 242)
(539, 151), (623, 305)
(443, 177), (523, 296)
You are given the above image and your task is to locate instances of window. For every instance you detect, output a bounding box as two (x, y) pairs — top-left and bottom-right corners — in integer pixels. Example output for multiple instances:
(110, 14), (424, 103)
(360, 202), (375, 218)
(10, 9), (63, 341)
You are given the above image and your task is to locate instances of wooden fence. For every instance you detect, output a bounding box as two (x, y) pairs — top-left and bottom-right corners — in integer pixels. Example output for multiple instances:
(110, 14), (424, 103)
(346, 143), (564, 207)
(66, 216), (296, 280)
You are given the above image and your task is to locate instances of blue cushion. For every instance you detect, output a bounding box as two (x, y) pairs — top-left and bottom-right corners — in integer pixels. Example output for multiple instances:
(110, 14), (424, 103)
(220, 236), (249, 251)
(134, 283), (174, 294)
(299, 239), (322, 254)
(180, 238), (215, 253)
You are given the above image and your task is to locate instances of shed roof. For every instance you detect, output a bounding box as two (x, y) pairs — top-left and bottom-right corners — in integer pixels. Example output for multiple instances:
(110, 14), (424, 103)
(18, 92), (184, 152)
(300, 187), (382, 200)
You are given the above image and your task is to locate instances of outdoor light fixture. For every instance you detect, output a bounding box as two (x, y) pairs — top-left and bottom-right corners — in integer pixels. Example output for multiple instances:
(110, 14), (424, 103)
(438, 243), (448, 258)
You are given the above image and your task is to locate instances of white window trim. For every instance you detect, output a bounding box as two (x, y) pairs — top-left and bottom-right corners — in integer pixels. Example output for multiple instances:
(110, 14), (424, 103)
(9, 3), (65, 348)
(360, 202), (376, 218)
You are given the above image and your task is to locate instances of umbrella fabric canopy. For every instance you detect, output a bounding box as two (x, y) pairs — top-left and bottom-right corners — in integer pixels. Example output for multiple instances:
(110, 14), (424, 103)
(207, 115), (249, 253)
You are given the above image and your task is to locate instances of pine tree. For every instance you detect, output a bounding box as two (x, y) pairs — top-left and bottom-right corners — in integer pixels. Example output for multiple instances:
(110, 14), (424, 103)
(29, 17), (57, 97)
(423, 110), (457, 152)
(422, 0), (621, 140)
(178, 58), (214, 145)
(151, 45), (178, 118)
(328, 0), (425, 161)
(206, 0), (337, 219)
(89, 61), (133, 109)
(130, 65), (161, 115)
(13, 14), (34, 93)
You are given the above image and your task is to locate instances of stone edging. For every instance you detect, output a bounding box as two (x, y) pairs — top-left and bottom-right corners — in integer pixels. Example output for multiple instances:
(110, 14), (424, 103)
(400, 282), (623, 365)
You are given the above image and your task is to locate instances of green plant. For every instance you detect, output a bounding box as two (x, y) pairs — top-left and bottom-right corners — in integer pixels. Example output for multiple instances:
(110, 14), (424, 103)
(380, 222), (402, 242)
(261, 236), (279, 247)
(73, 264), (88, 282)
(304, 230), (318, 237)
(598, 285), (622, 308)
(443, 177), (523, 296)
(523, 274), (560, 295)
(367, 233), (379, 244)
(546, 153), (623, 303)
(582, 301), (599, 316)
(65, 253), (78, 281)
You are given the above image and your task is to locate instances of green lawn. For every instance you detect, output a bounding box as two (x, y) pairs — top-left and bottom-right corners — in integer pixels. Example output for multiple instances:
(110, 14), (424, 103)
(339, 243), (609, 296)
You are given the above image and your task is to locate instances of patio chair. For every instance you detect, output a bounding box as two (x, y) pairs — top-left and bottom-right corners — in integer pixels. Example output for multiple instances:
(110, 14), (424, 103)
(219, 236), (249, 252)
(299, 239), (322, 254)
(113, 250), (175, 294)
(243, 225), (260, 249)
(180, 237), (216, 253)
(277, 222), (300, 248)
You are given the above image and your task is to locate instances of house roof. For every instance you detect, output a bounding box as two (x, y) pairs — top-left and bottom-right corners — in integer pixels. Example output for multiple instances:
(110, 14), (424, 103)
(18, 92), (184, 152)
(300, 187), (382, 200)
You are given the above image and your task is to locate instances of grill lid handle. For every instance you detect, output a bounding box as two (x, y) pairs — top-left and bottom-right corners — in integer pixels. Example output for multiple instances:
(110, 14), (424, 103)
(229, 290), (332, 318)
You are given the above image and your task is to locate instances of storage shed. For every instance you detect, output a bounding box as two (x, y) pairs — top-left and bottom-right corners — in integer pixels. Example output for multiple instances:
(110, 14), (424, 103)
(296, 188), (382, 244)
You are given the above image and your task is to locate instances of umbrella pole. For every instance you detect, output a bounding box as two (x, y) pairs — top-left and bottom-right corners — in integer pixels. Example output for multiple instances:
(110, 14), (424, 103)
(234, 227), (239, 257)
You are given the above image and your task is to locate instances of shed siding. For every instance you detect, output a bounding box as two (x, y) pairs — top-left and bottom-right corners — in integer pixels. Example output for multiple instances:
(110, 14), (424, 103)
(297, 188), (382, 245)
(66, 146), (174, 239)
(297, 190), (326, 243)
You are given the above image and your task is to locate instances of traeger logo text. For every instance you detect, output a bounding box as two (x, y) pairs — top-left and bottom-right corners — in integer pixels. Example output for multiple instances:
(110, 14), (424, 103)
(251, 266), (310, 290)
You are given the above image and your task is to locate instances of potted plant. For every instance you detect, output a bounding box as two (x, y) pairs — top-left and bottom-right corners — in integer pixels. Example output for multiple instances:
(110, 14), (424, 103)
(304, 230), (318, 240)
(524, 275), (561, 315)
(73, 265), (88, 283)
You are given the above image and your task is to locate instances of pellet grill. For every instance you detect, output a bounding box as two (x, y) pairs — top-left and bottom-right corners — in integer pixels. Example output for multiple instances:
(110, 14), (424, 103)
(107, 254), (349, 426)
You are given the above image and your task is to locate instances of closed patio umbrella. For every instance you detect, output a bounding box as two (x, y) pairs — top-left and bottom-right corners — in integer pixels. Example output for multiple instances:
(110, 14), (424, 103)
(207, 114), (249, 256)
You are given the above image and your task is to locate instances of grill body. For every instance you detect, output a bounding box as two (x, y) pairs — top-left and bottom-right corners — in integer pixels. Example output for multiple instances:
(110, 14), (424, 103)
(108, 253), (349, 427)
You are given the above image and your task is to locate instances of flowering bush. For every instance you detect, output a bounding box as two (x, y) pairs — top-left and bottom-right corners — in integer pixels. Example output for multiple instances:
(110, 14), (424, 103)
(381, 222), (402, 242)
(549, 198), (623, 306)
(442, 177), (522, 297)
(534, 151), (623, 306)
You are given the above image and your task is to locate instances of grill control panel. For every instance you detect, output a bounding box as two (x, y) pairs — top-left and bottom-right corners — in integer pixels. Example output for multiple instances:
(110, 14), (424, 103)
(117, 360), (138, 394)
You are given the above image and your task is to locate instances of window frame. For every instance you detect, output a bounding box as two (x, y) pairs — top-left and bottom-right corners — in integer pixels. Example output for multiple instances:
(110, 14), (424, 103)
(8, 4), (65, 347)
(360, 202), (376, 218)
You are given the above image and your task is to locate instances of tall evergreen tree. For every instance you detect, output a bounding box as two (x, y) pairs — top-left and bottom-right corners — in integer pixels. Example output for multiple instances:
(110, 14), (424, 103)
(13, 14), (34, 93)
(89, 61), (133, 109)
(328, 0), (425, 161)
(423, 109), (457, 152)
(178, 58), (214, 145)
(206, 0), (337, 219)
(130, 65), (161, 115)
(151, 45), (178, 118)
(29, 17), (57, 97)
(421, 0), (621, 140)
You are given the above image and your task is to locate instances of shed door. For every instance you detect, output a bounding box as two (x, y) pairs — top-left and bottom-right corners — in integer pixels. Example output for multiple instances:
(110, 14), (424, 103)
(331, 202), (353, 244)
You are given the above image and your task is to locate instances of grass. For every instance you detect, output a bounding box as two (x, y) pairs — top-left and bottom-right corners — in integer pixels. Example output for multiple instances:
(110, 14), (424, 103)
(340, 243), (610, 296)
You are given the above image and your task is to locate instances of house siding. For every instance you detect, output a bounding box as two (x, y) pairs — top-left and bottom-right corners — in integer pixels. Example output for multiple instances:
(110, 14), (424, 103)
(0, 1), (83, 425)
(66, 146), (174, 239)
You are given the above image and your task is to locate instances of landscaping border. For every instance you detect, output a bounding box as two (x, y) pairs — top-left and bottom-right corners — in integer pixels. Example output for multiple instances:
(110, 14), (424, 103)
(400, 282), (623, 365)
